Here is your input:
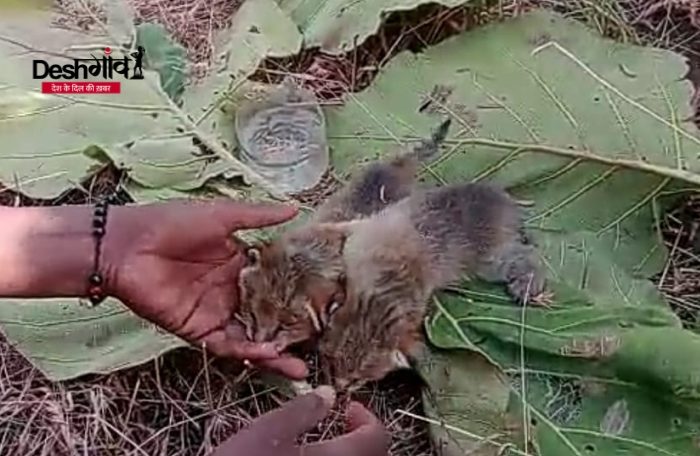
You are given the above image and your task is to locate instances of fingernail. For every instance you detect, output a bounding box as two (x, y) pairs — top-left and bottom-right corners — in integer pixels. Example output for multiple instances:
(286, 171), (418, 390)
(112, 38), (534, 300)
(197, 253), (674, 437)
(313, 385), (336, 407)
(262, 342), (280, 353)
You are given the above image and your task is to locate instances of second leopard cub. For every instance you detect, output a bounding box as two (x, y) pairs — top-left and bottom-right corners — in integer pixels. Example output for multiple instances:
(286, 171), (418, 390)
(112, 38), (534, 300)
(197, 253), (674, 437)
(319, 182), (547, 391)
(235, 120), (451, 350)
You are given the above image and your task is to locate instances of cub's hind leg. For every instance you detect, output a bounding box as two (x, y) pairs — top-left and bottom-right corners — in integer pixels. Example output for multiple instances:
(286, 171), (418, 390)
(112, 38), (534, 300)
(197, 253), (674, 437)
(477, 240), (547, 305)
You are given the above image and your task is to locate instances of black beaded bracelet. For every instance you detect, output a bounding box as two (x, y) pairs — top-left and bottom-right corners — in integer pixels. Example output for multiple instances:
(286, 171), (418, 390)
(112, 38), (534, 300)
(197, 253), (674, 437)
(86, 197), (112, 306)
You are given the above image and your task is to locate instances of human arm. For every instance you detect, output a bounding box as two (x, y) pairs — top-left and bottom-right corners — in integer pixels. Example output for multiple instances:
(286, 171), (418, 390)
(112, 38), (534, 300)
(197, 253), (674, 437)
(0, 200), (307, 378)
(0, 204), (98, 297)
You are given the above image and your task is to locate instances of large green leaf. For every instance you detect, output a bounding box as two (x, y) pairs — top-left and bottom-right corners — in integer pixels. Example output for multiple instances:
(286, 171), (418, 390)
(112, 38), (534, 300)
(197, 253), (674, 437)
(417, 349), (518, 456)
(278, 0), (471, 54)
(0, 298), (186, 380)
(323, 8), (700, 455)
(424, 279), (700, 454)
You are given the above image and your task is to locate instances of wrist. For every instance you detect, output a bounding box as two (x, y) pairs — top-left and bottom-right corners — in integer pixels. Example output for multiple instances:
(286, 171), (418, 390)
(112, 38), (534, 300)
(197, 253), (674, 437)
(0, 205), (95, 297)
(99, 204), (146, 300)
(0, 203), (144, 300)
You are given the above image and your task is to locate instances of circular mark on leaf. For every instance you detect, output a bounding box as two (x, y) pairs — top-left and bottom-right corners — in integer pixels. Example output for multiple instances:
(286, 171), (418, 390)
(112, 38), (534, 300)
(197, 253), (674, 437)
(672, 417), (682, 429)
(584, 443), (595, 453)
(600, 399), (630, 436)
(529, 33), (552, 47)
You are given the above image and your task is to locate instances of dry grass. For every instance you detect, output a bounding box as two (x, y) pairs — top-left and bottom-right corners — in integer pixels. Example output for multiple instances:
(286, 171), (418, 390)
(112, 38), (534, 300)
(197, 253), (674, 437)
(0, 165), (131, 208)
(657, 194), (700, 332)
(2, 0), (700, 455)
(127, 0), (244, 80)
(54, 0), (244, 80)
(0, 338), (431, 456)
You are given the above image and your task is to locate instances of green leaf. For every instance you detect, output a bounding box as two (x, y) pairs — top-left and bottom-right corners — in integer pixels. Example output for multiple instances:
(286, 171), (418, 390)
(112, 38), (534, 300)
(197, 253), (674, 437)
(278, 0), (471, 54)
(0, 298), (186, 381)
(427, 281), (700, 454)
(508, 372), (700, 455)
(0, 0), (53, 13)
(124, 179), (219, 203)
(110, 136), (232, 190)
(323, 8), (700, 454)
(135, 23), (187, 103)
(178, 0), (304, 191)
(417, 350), (518, 456)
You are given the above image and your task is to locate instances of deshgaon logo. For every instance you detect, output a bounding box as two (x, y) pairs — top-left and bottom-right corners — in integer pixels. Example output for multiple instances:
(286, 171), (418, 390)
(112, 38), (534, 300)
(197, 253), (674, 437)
(35, 46), (145, 94)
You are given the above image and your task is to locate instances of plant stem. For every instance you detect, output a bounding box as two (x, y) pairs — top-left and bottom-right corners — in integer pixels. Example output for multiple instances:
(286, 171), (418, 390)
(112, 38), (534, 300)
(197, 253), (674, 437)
(331, 134), (700, 186)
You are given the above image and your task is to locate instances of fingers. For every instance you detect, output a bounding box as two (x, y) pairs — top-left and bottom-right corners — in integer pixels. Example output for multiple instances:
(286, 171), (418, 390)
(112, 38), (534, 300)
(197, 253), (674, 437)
(345, 401), (384, 433)
(210, 200), (299, 231)
(242, 386), (336, 442)
(200, 324), (308, 379)
(256, 355), (309, 380)
(305, 401), (389, 456)
(203, 327), (280, 361)
(197, 313), (308, 379)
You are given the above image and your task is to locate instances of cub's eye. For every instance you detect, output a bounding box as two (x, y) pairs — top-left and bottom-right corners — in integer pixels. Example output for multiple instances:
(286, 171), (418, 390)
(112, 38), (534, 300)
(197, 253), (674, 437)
(327, 300), (342, 317)
(326, 288), (346, 317)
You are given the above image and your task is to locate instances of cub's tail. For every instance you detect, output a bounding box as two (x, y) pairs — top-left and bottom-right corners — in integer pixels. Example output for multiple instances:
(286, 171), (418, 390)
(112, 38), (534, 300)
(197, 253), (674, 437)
(409, 117), (452, 162)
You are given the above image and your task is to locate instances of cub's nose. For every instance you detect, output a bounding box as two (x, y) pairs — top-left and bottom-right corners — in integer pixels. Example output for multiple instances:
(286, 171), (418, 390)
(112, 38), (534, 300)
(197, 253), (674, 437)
(253, 330), (269, 343)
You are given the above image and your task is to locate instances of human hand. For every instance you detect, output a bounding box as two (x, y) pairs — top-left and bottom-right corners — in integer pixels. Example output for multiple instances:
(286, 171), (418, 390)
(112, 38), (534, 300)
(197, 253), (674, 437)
(210, 386), (389, 456)
(101, 199), (307, 379)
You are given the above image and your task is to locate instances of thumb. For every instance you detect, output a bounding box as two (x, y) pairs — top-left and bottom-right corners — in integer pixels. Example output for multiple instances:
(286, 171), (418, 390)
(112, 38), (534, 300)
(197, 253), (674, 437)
(304, 401), (389, 456)
(245, 386), (336, 442)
